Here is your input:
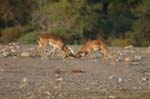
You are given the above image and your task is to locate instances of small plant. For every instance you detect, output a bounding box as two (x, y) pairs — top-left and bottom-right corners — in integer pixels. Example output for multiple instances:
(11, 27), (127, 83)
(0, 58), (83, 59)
(17, 31), (40, 44)
(110, 38), (132, 47)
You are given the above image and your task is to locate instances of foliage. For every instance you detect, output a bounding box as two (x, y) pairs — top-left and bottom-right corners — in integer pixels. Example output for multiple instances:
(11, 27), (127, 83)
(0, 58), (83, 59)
(0, 0), (150, 46)
(130, 16), (150, 46)
(0, 0), (34, 28)
(110, 38), (133, 47)
(17, 31), (40, 44)
(0, 25), (33, 43)
(100, 15), (133, 39)
(32, 0), (101, 35)
(109, 0), (142, 16)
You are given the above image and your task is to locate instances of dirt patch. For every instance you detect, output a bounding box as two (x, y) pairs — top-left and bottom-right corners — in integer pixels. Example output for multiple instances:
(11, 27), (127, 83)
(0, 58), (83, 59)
(0, 46), (150, 99)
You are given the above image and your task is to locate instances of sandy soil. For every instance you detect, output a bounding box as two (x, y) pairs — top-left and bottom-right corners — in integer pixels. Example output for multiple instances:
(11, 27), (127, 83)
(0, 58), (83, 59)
(0, 46), (150, 99)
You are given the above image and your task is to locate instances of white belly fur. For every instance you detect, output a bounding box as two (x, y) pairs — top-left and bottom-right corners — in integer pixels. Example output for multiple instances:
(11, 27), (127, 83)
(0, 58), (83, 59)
(49, 42), (59, 48)
(93, 47), (100, 51)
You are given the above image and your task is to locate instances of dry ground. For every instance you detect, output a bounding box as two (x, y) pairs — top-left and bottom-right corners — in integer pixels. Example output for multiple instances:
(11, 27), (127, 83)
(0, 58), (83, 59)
(0, 46), (150, 99)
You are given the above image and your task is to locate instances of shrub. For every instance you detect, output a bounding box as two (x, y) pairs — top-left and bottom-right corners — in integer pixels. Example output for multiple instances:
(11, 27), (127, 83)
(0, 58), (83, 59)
(110, 38), (132, 47)
(130, 15), (150, 47)
(0, 25), (22, 43)
(0, 25), (33, 43)
(17, 31), (40, 44)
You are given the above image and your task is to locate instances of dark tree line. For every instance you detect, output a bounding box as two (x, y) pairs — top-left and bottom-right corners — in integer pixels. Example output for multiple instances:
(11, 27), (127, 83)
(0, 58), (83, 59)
(0, 0), (149, 46)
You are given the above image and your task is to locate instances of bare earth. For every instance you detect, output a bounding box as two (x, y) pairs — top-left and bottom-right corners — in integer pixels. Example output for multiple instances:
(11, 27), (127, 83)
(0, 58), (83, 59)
(0, 45), (150, 99)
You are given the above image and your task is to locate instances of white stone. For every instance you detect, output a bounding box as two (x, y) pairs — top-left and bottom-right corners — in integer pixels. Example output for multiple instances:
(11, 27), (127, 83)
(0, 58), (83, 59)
(131, 62), (140, 66)
(134, 56), (143, 60)
(10, 49), (17, 53)
(2, 52), (10, 57)
(142, 77), (149, 82)
(125, 57), (132, 63)
(108, 96), (115, 99)
(118, 77), (123, 83)
(124, 45), (133, 49)
(56, 77), (64, 82)
(20, 52), (30, 57)
(22, 77), (29, 83)
(109, 75), (115, 79)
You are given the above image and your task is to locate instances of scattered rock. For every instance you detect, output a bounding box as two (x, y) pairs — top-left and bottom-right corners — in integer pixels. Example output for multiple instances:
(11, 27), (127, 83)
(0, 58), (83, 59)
(85, 87), (90, 90)
(144, 72), (150, 76)
(54, 85), (61, 89)
(130, 61), (140, 66)
(44, 91), (51, 96)
(124, 45), (133, 49)
(142, 77), (149, 82)
(10, 48), (17, 53)
(2, 52), (10, 57)
(108, 95), (116, 99)
(0, 43), (38, 58)
(23, 77), (29, 83)
(56, 77), (64, 82)
(71, 69), (86, 73)
(54, 69), (61, 74)
(20, 77), (29, 88)
(134, 56), (144, 61)
(124, 57), (132, 63)
(20, 52), (30, 57)
(116, 56), (122, 62)
(9, 42), (18, 46)
(54, 74), (60, 78)
(118, 77), (123, 83)
(124, 50), (135, 54)
(109, 75), (115, 80)
(0, 68), (6, 72)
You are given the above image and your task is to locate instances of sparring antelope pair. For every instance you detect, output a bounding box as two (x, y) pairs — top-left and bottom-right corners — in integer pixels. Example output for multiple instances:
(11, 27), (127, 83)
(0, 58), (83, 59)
(37, 34), (115, 64)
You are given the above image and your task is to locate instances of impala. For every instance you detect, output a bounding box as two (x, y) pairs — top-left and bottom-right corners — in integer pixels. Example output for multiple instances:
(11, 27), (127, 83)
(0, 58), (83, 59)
(38, 34), (75, 59)
(76, 39), (115, 64)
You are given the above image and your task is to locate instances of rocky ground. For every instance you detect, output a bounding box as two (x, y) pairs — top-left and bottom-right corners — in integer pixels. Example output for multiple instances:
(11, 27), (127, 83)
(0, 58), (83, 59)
(0, 43), (150, 99)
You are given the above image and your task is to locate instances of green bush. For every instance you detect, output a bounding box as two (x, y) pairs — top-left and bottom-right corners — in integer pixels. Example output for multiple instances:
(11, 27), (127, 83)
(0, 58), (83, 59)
(130, 15), (150, 47)
(17, 31), (40, 44)
(110, 38), (133, 47)
(0, 25), (22, 43)
(131, 32), (150, 47)
(0, 25), (33, 43)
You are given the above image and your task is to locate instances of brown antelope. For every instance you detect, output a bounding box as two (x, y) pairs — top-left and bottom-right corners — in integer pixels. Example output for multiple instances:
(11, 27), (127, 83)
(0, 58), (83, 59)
(75, 39), (115, 64)
(38, 34), (75, 60)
